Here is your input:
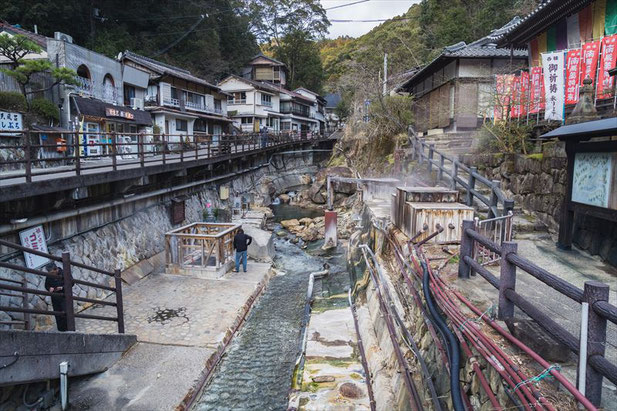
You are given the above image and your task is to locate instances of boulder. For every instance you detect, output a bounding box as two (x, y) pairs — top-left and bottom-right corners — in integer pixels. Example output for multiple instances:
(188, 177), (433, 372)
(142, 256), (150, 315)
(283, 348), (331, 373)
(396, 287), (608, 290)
(278, 194), (291, 204)
(281, 219), (300, 229)
(243, 225), (274, 262)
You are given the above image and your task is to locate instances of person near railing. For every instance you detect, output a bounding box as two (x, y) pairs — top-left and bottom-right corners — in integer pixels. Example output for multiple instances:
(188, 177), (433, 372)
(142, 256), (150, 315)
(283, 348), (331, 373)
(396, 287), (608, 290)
(233, 228), (252, 273)
(44, 262), (68, 332)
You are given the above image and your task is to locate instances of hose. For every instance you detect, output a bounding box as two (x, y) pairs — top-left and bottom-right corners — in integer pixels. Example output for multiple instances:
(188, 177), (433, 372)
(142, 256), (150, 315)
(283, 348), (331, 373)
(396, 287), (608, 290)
(421, 260), (465, 411)
(22, 384), (42, 409)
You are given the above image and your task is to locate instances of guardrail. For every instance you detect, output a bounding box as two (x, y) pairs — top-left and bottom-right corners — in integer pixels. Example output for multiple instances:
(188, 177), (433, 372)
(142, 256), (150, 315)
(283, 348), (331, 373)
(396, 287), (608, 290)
(0, 238), (124, 334)
(0, 131), (329, 185)
(408, 128), (514, 218)
(458, 221), (617, 407)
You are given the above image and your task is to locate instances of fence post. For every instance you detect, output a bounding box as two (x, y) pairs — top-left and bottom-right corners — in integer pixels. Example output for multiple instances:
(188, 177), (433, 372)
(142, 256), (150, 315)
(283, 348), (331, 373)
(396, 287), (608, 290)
(138, 133), (145, 167)
(111, 132), (117, 171)
(61, 252), (76, 332)
(74, 132), (81, 176)
(418, 142), (424, 165)
(466, 167), (477, 206)
(438, 154), (445, 181)
(451, 161), (458, 190)
(488, 180), (500, 219)
(24, 130), (32, 183)
(114, 269), (125, 334)
(194, 135), (199, 160)
(504, 199), (514, 216)
(428, 144), (435, 173)
(498, 242), (517, 320)
(581, 281), (609, 406)
(458, 220), (475, 279)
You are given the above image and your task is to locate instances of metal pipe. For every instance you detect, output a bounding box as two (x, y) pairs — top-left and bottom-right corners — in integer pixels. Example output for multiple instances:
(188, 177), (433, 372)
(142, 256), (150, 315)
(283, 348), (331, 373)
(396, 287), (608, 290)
(60, 361), (69, 411)
(579, 302), (589, 397)
(348, 289), (376, 411)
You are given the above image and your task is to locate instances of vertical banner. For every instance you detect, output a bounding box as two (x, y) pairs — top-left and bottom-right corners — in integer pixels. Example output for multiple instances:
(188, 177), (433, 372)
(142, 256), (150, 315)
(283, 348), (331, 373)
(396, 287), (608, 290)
(530, 38), (540, 67)
(494, 75), (514, 122)
(542, 52), (566, 121)
(566, 49), (583, 104)
(580, 5), (594, 43)
(597, 34), (617, 99)
(520, 71), (529, 117)
(608, 0), (617, 35)
(593, 0), (607, 40)
(529, 67), (544, 114)
(567, 13), (581, 49)
(510, 76), (521, 118)
(581, 41), (601, 84)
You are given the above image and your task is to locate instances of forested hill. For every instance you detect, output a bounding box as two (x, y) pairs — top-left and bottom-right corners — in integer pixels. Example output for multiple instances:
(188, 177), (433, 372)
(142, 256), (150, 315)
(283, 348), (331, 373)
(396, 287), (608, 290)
(0, 0), (259, 83)
(320, 0), (539, 92)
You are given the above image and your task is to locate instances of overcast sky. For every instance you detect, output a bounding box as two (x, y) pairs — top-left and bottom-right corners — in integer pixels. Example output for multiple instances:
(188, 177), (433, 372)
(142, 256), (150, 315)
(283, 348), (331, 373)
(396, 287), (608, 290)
(322, 0), (420, 39)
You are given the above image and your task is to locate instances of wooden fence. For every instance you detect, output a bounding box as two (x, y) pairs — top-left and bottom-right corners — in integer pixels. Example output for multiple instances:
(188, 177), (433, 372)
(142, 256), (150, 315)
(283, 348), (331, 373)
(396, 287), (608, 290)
(0, 238), (124, 333)
(408, 129), (514, 219)
(458, 221), (617, 406)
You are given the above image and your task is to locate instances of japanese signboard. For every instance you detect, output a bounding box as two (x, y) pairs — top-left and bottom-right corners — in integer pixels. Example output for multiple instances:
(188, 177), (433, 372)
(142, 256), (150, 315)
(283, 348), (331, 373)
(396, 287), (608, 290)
(510, 76), (521, 118)
(572, 152), (617, 210)
(19, 225), (50, 269)
(529, 67), (545, 114)
(565, 49), (582, 105)
(494, 74), (514, 122)
(0, 111), (23, 134)
(597, 34), (617, 100)
(542, 52), (565, 121)
(581, 41), (600, 85)
(519, 71), (529, 117)
(105, 107), (135, 120)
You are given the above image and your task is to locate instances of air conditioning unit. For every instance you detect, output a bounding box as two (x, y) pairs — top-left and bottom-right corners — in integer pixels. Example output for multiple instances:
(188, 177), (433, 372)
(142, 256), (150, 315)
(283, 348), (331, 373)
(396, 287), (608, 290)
(54, 32), (73, 43)
(131, 97), (144, 110)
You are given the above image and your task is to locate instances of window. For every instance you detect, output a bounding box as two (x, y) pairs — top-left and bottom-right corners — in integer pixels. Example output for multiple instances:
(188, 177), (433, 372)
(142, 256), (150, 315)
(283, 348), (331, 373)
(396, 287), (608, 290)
(241, 117), (253, 124)
(228, 92), (246, 104)
(194, 119), (207, 132)
(124, 85), (136, 106)
(103, 74), (116, 102)
(214, 99), (222, 112)
(171, 87), (179, 100)
(176, 119), (188, 131)
(261, 93), (272, 106)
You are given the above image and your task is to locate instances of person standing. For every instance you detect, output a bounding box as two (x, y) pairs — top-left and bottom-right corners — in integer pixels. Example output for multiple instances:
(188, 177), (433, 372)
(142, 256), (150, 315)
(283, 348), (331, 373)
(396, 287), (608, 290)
(44, 262), (68, 332)
(233, 228), (252, 273)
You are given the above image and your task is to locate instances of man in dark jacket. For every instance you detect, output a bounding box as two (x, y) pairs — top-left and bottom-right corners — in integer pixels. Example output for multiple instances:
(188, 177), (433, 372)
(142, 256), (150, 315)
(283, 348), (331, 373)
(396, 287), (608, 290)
(233, 228), (252, 273)
(44, 262), (68, 331)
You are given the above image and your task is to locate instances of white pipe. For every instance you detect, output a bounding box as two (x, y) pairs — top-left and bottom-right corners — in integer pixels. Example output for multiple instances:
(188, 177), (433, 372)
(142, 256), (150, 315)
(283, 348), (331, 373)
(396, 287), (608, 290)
(578, 302), (589, 397)
(59, 361), (69, 410)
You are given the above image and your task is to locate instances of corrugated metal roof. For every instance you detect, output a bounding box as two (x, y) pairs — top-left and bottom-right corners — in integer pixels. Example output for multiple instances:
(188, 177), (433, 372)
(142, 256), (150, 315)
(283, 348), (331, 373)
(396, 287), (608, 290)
(541, 117), (617, 140)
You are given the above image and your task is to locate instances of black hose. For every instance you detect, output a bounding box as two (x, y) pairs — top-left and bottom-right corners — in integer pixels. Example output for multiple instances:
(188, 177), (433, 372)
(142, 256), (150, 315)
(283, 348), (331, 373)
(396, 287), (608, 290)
(421, 260), (466, 411)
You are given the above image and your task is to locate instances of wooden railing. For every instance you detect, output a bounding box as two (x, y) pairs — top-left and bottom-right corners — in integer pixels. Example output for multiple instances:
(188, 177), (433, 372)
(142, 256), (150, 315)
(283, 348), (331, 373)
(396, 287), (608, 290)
(0, 239), (124, 333)
(165, 223), (241, 270)
(0, 131), (329, 185)
(458, 221), (617, 406)
(408, 128), (514, 218)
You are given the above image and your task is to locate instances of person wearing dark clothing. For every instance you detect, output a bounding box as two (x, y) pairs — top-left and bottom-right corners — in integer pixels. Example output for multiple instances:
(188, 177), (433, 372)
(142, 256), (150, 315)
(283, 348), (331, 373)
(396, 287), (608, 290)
(44, 262), (68, 332)
(233, 229), (252, 273)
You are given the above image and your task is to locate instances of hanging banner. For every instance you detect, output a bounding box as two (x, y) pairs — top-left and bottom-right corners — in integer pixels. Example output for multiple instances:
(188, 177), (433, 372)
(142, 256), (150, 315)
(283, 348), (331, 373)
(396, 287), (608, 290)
(494, 75), (514, 122)
(520, 71), (529, 117)
(510, 76), (521, 118)
(566, 49), (583, 105)
(597, 34), (617, 99)
(542, 52), (566, 121)
(529, 67), (544, 114)
(581, 41), (601, 85)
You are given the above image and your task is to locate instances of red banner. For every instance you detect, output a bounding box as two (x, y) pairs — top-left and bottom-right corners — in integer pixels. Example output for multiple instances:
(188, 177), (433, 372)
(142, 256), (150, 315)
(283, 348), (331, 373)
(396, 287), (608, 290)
(520, 71), (529, 116)
(581, 41), (600, 85)
(565, 49), (582, 105)
(494, 75), (514, 121)
(529, 67), (545, 114)
(510, 76), (521, 118)
(597, 34), (617, 100)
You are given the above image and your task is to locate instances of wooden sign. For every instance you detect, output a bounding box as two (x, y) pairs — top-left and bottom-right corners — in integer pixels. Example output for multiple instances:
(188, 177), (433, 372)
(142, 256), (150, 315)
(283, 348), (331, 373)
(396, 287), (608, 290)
(572, 152), (617, 210)
(105, 107), (135, 120)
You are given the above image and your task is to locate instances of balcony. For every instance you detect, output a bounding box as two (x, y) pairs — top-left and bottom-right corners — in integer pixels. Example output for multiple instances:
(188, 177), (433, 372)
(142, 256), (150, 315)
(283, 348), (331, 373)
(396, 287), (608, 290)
(227, 99), (247, 105)
(280, 107), (310, 117)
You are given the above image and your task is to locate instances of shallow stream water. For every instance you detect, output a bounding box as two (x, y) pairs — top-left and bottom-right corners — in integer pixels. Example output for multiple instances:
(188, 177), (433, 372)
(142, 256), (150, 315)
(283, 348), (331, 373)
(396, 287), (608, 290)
(193, 206), (350, 410)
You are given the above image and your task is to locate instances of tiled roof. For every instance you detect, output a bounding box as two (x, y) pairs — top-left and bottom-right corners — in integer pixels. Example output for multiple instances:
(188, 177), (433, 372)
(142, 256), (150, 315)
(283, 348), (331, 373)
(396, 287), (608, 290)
(122, 50), (220, 90)
(250, 53), (286, 66)
(71, 95), (152, 125)
(221, 74), (283, 93)
(0, 21), (48, 48)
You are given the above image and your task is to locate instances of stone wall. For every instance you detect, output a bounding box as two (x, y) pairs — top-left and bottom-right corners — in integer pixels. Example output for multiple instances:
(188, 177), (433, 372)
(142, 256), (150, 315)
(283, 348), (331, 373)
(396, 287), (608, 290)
(0, 154), (319, 329)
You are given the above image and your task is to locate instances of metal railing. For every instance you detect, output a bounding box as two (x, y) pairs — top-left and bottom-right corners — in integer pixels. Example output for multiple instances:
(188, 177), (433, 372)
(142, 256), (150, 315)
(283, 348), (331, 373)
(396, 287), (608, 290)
(409, 128), (514, 218)
(0, 277), (29, 329)
(473, 211), (513, 265)
(0, 238), (125, 333)
(458, 221), (617, 407)
(165, 223), (241, 270)
(0, 131), (328, 185)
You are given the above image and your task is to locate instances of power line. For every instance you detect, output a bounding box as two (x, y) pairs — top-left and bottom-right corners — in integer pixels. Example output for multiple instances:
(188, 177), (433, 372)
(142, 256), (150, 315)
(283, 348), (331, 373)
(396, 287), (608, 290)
(325, 0), (371, 10)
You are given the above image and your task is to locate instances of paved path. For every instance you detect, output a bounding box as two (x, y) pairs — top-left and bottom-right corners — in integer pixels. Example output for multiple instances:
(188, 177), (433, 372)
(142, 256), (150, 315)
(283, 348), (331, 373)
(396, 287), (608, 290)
(70, 262), (273, 410)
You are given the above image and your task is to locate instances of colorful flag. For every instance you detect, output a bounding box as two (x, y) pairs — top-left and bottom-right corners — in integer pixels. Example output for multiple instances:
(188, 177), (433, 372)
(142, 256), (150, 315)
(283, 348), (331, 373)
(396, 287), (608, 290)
(567, 13), (581, 49)
(547, 25), (558, 51)
(510, 76), (521, 118)
(494, 75), (514, 122)
(581, 41), (601, 85)
(597, 34), (617, 99)
(530, 38), (540, 67)
(556, 19), (568, 50)
(538, 31), (548, 62)
(565, 49), (583, 105)
(580, 5), (594, 42)
(529, 67), (545, 114)
(607, 0), (617, 36)
(542, 52), (566, 121)
(520, 71), (529, 117)
(593, 0), (607, 40)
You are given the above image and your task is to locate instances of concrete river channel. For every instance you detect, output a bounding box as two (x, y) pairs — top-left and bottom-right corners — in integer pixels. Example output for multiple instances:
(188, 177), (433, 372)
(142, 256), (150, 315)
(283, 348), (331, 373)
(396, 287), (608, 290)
(192, 205), (351, 410)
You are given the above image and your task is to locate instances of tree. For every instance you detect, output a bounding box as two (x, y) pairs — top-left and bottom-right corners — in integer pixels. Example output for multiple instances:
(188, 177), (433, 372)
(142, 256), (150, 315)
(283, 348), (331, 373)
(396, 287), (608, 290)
(273, 29), (325, 91)
(0, 34), (78, 105)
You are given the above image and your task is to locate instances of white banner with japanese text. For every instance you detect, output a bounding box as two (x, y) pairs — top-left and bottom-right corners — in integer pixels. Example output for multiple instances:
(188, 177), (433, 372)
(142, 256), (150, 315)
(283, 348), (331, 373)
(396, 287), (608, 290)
(542, 52), (566, 121)
(19, 225), (50, 269)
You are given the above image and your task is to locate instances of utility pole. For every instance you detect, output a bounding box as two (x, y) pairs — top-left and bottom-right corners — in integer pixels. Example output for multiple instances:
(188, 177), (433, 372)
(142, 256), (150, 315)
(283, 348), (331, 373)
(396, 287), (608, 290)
(383, 53), (388, 96)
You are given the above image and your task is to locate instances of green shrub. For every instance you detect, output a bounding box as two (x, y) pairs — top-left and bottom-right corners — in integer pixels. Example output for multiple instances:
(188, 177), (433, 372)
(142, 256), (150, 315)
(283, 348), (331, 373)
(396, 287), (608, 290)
(0, 91), (27, 112)
(30, 98), (60, 122)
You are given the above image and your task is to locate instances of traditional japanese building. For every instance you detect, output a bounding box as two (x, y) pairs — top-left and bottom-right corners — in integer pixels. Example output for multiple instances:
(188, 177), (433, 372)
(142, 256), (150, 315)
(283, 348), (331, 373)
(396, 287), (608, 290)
(398, 18), (527, 134)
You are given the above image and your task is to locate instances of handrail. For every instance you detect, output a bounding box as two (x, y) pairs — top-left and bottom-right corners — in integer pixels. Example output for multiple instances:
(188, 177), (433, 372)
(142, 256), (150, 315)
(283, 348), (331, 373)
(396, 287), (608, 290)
(408, 129), (514, 218)
(0, 239), (125, 333)
(458, 222), (617, 406)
